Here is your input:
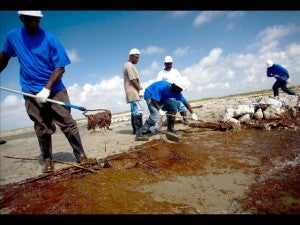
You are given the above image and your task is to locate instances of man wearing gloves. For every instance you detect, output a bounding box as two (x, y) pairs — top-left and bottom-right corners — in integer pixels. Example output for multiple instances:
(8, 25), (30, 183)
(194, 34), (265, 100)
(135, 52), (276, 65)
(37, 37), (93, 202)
(266, 60), (296, 97)
(141, 78), (198, 134)
(0, 11), (89, 173)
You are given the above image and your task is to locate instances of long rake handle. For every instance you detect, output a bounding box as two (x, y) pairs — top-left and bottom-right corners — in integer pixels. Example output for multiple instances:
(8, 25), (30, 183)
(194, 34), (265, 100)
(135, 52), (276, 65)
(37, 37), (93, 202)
(287, 81), (298, 87)
(0, 86), (86, 111)
(277, 77), (298, 87)
(3, 155), (96, 173)
(166, 113), (193, 120)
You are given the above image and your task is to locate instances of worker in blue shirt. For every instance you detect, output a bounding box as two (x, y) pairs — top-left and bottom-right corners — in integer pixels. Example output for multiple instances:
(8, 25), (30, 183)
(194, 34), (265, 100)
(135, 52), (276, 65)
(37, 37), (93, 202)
(0, 11), (89, 173)
(266, 60), (296, 97)
(141, 78), (198, 134)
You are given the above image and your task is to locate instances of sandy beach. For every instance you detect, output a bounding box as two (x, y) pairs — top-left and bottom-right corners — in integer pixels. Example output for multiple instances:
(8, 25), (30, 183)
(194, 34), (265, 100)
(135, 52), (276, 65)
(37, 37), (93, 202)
(0, 88), (299, 215)
(0, 90), (275, 186)
(0, 88), (299, 185)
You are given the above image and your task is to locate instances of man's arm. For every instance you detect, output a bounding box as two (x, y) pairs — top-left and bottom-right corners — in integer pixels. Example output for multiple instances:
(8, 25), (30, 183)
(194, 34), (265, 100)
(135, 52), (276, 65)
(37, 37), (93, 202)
(151, 99), (160, 110)
(0, 52), (11, 73)
(36, 67), (65, 103)
(183, 101), (198, 120)
(131, 79), (142, 91)
(183, 101), (194, 114)
(44, 67), (65, 90)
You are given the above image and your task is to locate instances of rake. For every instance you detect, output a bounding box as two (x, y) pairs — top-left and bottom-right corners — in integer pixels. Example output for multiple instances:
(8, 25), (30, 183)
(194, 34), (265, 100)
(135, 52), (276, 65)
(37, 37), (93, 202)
(0, 86), (87, 111)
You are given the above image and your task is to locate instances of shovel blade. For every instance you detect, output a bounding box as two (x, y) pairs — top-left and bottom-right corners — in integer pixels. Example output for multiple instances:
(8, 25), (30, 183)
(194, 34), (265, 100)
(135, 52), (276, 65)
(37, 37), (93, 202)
(157, 129), (179, 142)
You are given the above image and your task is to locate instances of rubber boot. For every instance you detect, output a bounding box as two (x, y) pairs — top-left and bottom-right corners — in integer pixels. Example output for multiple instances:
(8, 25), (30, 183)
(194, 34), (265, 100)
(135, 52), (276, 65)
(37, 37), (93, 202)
(37, 134), (54, 173)
(131, 115), (136, 134)
(67, 132), (87, 163)
(141, 120), (152, 135)
(167, 115), (176, 133)
(134, 115), (149, 141)
(180, 111), (189, 125)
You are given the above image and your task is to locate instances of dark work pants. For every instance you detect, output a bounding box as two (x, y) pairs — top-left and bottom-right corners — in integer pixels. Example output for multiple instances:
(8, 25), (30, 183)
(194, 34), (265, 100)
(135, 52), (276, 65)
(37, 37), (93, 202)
(24, 89), (79, 138)
(24, 89), (85, 161)
(273, 80), (295, 97)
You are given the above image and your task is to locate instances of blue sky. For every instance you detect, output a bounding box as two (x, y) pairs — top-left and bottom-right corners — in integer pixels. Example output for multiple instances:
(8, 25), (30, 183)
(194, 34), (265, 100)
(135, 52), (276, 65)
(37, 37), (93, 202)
(1, 10), (300, 131)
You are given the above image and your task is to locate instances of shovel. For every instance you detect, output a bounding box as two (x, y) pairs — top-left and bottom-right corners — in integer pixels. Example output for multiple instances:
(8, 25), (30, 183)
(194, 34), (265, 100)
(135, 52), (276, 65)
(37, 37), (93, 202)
(0, 86), (87, 111)
(156, 116), (180, 142)
(156, 128), (179, 142)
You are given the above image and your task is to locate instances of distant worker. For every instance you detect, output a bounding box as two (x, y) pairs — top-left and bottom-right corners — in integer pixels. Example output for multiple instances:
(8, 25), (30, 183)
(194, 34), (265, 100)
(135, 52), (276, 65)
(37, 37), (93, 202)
(0, 11), (89, 173)
(266, 60), (296, 97)
(141, 78), (198, 134)
(123, 48), (149, 141)
(156, 55), (189, 125)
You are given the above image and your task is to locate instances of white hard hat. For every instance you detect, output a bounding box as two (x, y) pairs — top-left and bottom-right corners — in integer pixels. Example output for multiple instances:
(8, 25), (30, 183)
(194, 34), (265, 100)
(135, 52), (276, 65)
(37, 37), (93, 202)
(266, 60), (273, 68)
(18, 11), (43, 17)
(164, 56), (173, 63)
(129, 48), (140, 55)
(172, 77), (187, 91)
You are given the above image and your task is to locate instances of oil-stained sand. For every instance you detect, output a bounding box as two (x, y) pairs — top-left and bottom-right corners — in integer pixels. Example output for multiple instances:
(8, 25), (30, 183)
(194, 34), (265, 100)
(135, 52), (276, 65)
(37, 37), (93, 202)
(0, 129), (299, 214)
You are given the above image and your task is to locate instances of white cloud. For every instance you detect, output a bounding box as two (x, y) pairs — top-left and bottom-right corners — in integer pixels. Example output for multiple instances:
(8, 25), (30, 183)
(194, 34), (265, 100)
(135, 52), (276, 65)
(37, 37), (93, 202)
(0, 95), (32, 131)
(206, 82), (230, 89)
(2, 95), (21, 107)
(248, 24), (299, 52)
(286, 42), (300, 56)
(226, 11), (245, 19)
(66, 48), (81, 62)
(171, 11), (191, 18)
(225, 23), (234, 32)
(193, 11), (224, 27)
(173, 47), (189, 58)
(141, 61), (160, 78)
(141, 46), (165, 55)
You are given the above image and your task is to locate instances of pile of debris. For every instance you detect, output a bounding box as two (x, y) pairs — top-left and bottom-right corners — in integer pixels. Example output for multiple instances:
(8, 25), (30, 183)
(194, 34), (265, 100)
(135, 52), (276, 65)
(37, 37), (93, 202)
(221, 95), (300, 130)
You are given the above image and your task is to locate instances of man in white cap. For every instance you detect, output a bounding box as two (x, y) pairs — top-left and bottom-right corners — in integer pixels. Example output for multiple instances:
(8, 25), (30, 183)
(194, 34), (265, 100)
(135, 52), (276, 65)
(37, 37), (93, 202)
(156, 55), (190, 125)
(0, 11), (89, 173)
(123, 48), (149, 141)
(141, 78), (198, 134)
(266, 60), (296, 97)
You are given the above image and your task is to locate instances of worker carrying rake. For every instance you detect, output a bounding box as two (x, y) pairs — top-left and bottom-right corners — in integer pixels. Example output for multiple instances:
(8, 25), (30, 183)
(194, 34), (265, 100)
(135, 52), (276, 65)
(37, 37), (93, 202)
(0, 10), (90, 173)
(266, 59), (296, 97)
(141, 77), (198, 135)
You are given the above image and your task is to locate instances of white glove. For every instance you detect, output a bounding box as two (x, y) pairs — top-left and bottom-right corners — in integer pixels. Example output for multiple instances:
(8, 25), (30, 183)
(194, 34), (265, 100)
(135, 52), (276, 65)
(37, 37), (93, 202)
(191, 113), (198, 121)
(158, 109), (166, 116)
(36, 88), (50, 103)
(287, 78), (291, 83)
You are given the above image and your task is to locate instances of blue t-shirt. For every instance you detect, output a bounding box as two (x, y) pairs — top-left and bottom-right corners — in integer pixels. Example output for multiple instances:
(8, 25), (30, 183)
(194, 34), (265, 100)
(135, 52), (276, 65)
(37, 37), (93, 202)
(267, 64), (289, 81)
(144, 80), (186, 105)
(2, 27), (71, 92)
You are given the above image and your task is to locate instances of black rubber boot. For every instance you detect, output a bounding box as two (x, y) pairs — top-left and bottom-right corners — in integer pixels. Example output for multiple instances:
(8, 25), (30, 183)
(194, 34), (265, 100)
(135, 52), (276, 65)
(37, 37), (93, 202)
(37, 135), (54, 173)
(141, 120), (152, 135)
(167, 115), (176, 133)
(134, 115), (149, 141)
(180, 111), (189, 125)
(38, 134), (53, 160)
(131, 115), (136, 134)
(67, 132), (87, 163)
